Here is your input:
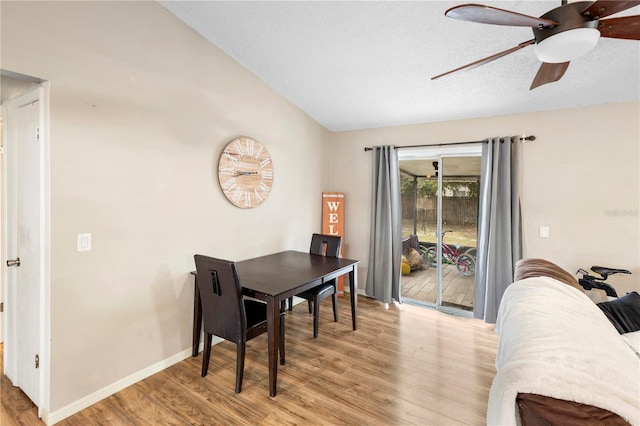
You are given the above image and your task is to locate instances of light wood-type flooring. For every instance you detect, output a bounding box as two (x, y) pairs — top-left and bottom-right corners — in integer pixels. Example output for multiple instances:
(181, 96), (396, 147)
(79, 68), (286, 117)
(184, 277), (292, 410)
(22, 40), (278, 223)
(401, 263), (475, 310)
(1, 295), (498, 425)
(1, 344), (42, 425)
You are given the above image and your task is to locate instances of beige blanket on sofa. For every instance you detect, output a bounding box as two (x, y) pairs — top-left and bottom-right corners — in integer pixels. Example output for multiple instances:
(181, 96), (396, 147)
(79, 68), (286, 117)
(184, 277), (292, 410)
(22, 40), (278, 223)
(487, 277), (640, 425)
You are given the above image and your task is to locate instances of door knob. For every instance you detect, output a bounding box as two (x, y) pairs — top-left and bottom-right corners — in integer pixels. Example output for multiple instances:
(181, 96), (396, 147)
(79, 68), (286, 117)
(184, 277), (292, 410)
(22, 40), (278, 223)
(6, 257), (20, 267)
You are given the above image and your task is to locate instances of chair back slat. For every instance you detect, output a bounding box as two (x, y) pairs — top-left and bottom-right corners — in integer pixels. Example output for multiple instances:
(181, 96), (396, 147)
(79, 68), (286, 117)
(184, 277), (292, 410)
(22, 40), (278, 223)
(194, 254), (246, 344)
(309, 233), (342, 258)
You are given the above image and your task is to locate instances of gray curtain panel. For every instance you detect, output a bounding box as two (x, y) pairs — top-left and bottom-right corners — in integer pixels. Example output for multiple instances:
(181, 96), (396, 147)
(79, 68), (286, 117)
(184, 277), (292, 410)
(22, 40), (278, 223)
(474, 136), (523, 323)
(365, 145), (402, 304)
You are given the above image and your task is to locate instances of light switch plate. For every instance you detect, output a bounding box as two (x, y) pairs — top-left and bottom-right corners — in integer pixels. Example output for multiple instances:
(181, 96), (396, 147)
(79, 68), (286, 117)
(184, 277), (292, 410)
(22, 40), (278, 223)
(77, 233), (92, 252)
(539, 226), (550, 238)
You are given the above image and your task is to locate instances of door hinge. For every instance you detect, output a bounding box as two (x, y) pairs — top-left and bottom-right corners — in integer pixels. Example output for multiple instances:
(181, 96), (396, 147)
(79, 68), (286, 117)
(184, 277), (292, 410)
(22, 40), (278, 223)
(37, 128), (40, 140)
(0, 146), (4, 155)
(35, 354), (40, 369)
(0, 302), (3, 312)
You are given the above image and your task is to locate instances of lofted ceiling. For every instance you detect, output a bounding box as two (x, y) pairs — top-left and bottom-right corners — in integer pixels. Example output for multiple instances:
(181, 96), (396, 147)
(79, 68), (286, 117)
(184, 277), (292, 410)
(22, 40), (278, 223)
(161, 1), (640, 132)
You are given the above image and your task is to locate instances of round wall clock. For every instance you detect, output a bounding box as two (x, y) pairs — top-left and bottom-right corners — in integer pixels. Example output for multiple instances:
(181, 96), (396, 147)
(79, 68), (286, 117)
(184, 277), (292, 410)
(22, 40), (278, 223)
(217, 136), (273, 209)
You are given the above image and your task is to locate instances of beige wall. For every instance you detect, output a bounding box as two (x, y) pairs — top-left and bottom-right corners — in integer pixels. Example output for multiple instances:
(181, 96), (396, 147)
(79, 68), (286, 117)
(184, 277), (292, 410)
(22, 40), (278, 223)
(3, 0), (639, 419)
(2, 1), (330, 412)
(331, 102), (640, 296)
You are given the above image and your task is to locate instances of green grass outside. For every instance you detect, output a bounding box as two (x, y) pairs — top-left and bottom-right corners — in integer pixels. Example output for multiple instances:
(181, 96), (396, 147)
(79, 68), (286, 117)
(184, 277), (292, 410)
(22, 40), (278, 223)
(402, 221), (478, 248)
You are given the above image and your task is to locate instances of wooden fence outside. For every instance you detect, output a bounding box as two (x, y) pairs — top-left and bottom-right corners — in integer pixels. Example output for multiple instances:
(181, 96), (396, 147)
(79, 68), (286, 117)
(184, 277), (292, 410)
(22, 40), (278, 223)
(402, 196), (479, 225)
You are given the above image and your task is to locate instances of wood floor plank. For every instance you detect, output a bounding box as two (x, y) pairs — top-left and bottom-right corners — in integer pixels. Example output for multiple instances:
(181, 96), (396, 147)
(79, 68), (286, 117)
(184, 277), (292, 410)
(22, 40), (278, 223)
(3, 295), (498, 425)
(0, 345), (42, 426)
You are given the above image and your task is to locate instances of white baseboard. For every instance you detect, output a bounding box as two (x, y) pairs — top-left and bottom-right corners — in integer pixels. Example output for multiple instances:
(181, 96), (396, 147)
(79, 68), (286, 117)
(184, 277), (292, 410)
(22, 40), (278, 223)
(41, 298), (312, 425)
(43, 337), (221, 425)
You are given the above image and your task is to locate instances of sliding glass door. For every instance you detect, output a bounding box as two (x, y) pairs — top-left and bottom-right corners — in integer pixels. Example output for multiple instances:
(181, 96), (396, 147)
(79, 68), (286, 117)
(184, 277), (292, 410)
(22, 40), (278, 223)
(399, 146), (481, 315)
(437, 156), (479, 311)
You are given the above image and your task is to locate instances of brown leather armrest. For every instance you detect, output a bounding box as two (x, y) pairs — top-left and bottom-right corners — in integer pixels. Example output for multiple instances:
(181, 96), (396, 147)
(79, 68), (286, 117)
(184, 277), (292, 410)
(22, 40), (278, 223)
(514, 258), (583, 293)
(516, 393), (630, 426)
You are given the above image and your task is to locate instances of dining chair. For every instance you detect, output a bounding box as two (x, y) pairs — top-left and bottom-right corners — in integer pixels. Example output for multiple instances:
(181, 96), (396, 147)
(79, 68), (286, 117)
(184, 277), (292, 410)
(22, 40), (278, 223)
(194, 254), (285, 393)
(289, 234), (343, 338)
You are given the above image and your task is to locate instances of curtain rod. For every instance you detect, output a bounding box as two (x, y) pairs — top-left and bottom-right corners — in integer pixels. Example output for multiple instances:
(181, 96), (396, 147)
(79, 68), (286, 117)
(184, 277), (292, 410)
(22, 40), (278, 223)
(363, 135), (536, 151)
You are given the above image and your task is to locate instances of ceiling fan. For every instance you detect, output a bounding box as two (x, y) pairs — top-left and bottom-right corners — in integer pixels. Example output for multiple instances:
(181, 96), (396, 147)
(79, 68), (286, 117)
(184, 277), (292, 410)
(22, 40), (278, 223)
(431, 1), (640, 89)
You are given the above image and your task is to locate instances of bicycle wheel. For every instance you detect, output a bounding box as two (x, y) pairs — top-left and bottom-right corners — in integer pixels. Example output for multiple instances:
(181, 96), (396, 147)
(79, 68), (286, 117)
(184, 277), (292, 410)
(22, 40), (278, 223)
(457, 254), (476, 277)
(464, 247), (477, 258)
(426, 246), (437, 267)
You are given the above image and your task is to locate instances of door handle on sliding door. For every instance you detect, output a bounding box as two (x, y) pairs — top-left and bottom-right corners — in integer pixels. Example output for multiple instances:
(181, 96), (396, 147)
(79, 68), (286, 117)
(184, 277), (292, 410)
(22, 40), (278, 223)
(6, 257), (20, 267)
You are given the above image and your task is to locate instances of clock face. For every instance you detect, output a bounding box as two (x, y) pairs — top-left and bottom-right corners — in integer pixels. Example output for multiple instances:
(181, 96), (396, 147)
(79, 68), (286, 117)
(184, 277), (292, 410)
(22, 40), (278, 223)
(218, 136), (273, 209)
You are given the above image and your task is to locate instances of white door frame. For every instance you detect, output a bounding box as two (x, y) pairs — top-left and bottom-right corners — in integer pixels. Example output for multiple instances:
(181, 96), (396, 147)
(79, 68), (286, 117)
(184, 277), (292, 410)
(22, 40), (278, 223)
(398, 145), (481, 317)
(1, 112), (4, 344)
(1, 82), (51, 418)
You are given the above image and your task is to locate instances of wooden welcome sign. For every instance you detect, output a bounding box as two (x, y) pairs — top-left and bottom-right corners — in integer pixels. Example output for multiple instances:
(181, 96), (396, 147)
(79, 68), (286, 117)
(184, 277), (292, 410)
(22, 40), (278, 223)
(322, 192), (345, 295)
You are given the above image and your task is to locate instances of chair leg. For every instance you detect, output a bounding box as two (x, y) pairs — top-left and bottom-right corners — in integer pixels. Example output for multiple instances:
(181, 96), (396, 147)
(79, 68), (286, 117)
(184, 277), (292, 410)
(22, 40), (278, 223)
(201, 333), (213, 377)
(332, 292), (339, 322)
(235, 343), (245, 393)
(313, 297), (320, 338)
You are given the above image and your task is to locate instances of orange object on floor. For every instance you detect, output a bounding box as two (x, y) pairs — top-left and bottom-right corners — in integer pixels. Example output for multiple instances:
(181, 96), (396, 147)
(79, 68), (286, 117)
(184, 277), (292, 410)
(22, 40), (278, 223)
(322, 192), (345, 295)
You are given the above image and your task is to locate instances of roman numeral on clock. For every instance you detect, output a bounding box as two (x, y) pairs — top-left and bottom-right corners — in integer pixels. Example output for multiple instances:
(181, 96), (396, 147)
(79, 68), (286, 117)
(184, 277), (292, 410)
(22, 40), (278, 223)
(245, 139), (254, 157)
(232, 188), (243, 203)
(233, 140), (245, 157)
(254, 145), (264, 159)
(223, 152), (238, 162)
(222, 178), (237, 191)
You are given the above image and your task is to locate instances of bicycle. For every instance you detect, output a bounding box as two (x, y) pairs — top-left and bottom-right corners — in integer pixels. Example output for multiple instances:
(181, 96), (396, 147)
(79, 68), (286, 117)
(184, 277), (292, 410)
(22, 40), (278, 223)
(425, 230), (476, 277)
(577, 266), (631, 298)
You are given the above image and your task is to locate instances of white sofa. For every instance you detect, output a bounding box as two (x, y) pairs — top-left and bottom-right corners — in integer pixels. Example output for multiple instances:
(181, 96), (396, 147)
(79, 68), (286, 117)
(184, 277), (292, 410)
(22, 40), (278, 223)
(487, 266), (640, 425)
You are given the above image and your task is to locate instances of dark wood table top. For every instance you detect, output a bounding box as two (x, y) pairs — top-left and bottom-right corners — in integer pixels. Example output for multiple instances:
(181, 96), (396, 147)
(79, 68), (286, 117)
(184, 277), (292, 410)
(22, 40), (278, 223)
(190, 250), (359, 298)
(234, 250), (359, 298)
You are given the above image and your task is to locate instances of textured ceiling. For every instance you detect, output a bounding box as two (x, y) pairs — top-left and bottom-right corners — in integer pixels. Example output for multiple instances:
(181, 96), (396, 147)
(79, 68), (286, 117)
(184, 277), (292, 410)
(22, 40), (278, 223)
(159, 1), (640, 132)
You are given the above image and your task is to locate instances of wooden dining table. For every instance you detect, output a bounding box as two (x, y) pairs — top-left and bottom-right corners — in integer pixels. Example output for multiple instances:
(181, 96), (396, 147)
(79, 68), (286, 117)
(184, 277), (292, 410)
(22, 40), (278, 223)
(191, 250), (359, 397)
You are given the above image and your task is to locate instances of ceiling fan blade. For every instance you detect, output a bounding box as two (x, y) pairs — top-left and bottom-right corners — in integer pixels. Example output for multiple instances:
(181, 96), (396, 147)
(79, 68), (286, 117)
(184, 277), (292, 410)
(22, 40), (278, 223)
(432, 39), (535, 80)
(598, 15), (640, 39)
(445, 4), (558, 27)
(581, 1), (640, 19)
(530, 62), (570, 90)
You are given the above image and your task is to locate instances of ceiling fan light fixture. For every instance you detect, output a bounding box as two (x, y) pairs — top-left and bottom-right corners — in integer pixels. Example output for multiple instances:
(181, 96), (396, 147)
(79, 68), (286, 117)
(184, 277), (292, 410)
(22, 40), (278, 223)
(534, 27), (600, 63)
